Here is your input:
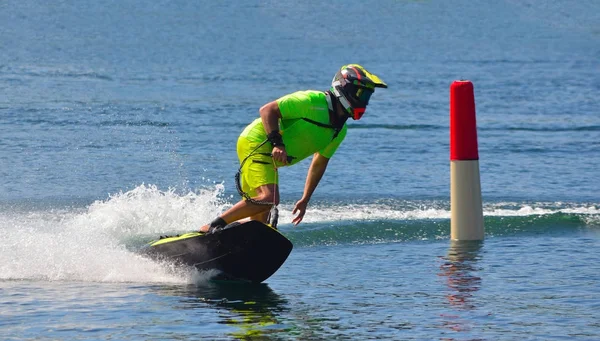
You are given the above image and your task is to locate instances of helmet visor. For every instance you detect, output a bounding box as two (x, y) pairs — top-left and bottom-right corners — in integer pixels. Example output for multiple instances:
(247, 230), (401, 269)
(355, 87), (373, 106)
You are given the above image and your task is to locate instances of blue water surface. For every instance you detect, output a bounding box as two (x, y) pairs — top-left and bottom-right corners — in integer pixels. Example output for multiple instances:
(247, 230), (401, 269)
(1, 1), (599, 340)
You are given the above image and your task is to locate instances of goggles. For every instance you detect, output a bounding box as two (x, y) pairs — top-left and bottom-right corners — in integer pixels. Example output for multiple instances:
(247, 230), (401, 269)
(355, 87), (373, 106)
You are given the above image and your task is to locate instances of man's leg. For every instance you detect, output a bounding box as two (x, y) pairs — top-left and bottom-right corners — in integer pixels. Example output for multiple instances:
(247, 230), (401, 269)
(220, 183), (277, 223)
(199, 184), (278, 232)
(248, 184), (278, 223)
(199, 136), (279, 232)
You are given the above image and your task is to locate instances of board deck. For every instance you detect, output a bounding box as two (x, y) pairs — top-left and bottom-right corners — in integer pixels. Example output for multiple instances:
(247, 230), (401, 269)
(142, 220), (293, 283)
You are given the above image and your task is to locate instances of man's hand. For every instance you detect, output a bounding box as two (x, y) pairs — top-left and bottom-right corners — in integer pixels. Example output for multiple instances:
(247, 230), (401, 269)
(271, 146), (288, 165)
(292, 199), (308, 225)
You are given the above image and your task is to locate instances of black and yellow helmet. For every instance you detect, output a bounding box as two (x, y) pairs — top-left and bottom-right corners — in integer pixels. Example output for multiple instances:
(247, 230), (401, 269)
(331, 64), (387, 120)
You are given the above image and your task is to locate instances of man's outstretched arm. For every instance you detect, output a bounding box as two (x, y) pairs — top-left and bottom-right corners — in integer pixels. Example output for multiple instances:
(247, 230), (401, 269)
(292, 152), (330, 225)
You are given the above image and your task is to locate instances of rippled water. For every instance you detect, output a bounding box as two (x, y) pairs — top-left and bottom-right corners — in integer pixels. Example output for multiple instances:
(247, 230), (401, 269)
(2, 0), (600, 340)
(3, 234), (599, 340)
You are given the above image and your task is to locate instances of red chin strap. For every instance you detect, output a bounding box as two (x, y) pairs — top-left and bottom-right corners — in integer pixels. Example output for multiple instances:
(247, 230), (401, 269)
(352, 107), (366, 120)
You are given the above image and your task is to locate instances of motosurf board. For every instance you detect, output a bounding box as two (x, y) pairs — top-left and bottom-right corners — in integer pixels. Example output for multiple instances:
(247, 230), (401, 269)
(141, 220), (293, 283)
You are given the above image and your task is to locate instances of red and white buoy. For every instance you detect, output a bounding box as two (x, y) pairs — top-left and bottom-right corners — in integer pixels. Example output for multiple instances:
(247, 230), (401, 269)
(450, 80), (484, 240)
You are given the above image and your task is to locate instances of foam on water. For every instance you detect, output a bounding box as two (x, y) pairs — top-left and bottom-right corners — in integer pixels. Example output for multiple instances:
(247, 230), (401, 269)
(0, 184), (229, 283)
(79, 183), (229, 237)
(279, 204), (450, 223)
(0, 210), (179, 283)
(276, 201), (600, 224)
(1, 184), (598, 283)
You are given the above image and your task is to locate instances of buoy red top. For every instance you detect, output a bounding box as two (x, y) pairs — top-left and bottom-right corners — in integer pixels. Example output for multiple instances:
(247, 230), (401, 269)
(450, 80), (479, 160)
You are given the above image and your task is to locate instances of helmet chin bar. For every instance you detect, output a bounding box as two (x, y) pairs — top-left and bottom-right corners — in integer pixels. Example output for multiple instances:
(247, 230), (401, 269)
(352, 107), (366, 120)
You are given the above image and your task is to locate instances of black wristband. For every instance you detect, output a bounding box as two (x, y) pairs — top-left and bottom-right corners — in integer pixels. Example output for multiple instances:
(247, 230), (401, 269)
(267, 130), (284, 147)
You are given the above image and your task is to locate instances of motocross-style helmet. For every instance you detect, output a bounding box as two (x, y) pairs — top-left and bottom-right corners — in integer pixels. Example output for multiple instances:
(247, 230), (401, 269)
(331, 64), (387, 120)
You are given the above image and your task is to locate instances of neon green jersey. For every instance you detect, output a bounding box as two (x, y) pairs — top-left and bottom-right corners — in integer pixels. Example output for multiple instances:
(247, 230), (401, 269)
(239, 90), (347, 165)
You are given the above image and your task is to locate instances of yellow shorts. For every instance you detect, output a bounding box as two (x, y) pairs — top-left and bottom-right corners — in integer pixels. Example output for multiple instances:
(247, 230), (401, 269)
(236, 136), (278, 198)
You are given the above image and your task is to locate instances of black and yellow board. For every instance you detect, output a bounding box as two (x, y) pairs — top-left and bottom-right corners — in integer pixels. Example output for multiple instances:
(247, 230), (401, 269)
(142, 220), (293, 283)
